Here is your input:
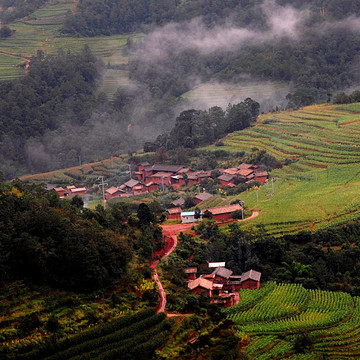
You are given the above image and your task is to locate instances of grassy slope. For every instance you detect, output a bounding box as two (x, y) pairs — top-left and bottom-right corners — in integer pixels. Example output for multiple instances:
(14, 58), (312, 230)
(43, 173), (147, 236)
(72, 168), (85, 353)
(0, 0), (134, 98)
(203, 103), (360, 235)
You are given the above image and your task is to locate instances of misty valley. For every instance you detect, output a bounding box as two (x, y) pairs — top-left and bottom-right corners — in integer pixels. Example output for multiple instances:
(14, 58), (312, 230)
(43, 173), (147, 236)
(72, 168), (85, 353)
(2, 0), (360, 359)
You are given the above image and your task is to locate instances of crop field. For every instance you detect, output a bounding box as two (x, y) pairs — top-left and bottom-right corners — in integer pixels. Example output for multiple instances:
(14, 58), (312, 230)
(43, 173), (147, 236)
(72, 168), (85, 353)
(224, 282), (360, 359)
(19, 155), (129, 185)
(204, 103), (360, 235)
(182, 80), (289, 111)
(0, 53), (25, 79)
(0, 0), (137, 94)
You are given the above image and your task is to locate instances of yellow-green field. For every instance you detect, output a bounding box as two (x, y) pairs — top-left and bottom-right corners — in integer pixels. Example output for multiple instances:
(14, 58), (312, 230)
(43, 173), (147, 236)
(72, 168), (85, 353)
(182, 80), (289, 110)
(19, 155), (129, 184)
(205, 103), (360, 235)
(225, 282), (360, 359)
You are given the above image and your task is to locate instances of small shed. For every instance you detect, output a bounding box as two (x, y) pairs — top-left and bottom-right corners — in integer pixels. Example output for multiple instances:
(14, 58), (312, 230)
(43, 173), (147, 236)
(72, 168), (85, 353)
(181, 211), (202, 224)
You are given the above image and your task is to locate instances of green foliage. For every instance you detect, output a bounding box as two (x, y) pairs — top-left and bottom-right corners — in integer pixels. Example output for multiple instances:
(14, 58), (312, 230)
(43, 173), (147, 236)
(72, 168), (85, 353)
(0, 181), (137, 291)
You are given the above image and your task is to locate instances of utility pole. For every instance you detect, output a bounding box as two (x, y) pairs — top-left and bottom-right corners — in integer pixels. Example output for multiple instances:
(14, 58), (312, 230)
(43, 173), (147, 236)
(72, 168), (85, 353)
(239, 200), (244, 220)
(128, 164), (132, 179)
(98, 176), (108, 209)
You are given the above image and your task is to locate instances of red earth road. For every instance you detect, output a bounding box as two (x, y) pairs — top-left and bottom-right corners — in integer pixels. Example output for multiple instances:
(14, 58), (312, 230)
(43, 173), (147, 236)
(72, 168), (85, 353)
(152, 211), (260, 313)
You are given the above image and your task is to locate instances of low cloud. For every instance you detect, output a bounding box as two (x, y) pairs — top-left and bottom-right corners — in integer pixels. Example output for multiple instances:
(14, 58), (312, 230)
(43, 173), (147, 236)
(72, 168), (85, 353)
(134, 0), (308, 63)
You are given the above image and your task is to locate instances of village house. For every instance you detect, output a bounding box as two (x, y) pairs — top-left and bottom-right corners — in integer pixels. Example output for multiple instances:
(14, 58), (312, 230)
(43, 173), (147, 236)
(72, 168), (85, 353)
(122, 179), (146, 195)
(105, 186), (125, 200)
(188, 266), (261, 306)
(66, 186), (88, 196)
(205, 204), (242, 222)
(171, 198), (185, 208)
(184, 267), (197, 281)
(188, 277), (223, 296)
(254, 169), (268, 184)
(54, 187), (68, 198)
(193, 192), (213, 205)
(144, 182), (159, 192)
(218, 173), (236, 187)
(148, 172), (172, 186)
(239, 269), (261, 289)
(167, 207), (182, 221)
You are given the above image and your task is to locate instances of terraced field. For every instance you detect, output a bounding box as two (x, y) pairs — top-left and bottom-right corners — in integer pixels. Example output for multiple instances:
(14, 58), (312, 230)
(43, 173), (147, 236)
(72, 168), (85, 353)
(225, 282), (360, 359)
(206, 103), (360, 235)
(19, 155), (129, 184)
(0, 0), (133, 93)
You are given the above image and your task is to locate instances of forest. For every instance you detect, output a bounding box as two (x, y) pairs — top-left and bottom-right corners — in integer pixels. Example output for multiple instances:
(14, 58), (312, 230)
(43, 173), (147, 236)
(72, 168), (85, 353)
(0, 180), (163, 291)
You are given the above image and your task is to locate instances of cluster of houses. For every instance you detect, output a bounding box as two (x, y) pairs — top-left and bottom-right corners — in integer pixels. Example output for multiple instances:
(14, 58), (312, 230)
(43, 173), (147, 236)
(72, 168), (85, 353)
(48, 185), (88, 198)
(185, 262), (261, 306)
(105, 162), (268, 200)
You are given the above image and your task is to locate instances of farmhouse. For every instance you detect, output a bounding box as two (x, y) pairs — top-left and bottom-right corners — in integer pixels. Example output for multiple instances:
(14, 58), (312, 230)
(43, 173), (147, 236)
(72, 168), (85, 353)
(54, 187), (68, 198)
(105, 186), (125, 200)
(240, 269), (261, 289)
(218, 174), (236, 187)
(193, 192), (213, 205)
(171, 198), (185, 208)
(167, 207), (182, 221)
(122, 179), (146, 194)
(254, 170), (268, 184)
(188, 277), (223, 296)
(205, 204), (242, 222)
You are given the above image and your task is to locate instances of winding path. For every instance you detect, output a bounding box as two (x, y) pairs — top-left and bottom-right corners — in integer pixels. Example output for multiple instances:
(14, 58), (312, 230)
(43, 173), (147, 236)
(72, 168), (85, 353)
(152, 211), (260, 313)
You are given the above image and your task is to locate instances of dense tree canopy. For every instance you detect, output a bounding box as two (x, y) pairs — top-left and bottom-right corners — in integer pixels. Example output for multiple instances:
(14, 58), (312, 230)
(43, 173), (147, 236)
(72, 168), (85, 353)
(0, 181), (162, 291)
(145, 99), (259, 152)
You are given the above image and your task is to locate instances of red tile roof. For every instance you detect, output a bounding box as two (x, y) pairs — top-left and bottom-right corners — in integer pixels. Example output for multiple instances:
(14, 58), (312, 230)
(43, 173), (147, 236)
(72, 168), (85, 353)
(194, 192), (213, 202)
(167, 207), (182, 214)
(241, 269), (261, 282)
(206, 204), (242, 215)
(188, 277), (214, 291)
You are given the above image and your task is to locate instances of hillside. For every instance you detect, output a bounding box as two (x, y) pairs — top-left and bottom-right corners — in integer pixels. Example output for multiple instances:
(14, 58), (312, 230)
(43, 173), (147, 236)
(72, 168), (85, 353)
(200, 102), (360, 235)
(225, 282), (360, 359)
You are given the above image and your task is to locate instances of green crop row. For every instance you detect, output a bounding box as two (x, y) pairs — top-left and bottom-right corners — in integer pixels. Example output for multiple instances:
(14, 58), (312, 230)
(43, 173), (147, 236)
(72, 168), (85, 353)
(40, 313), (166, 360)
(18, 309), (156, 360)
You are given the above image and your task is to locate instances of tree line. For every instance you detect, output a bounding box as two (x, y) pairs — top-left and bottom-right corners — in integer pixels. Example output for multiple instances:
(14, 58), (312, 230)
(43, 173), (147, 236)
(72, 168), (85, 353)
(0, 0), (47, 23)
(144, 98), (259, 152)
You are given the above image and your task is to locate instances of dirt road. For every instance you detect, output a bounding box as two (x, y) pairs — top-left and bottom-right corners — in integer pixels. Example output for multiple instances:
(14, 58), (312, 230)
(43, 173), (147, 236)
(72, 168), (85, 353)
(152, 211), (260, 313)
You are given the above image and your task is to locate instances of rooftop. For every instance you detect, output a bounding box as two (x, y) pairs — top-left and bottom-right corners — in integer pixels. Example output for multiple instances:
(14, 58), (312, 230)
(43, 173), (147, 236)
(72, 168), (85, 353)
(241, 269), (262, 282)
(211, 267), (233, 279)
(188, 277), (214, 291)
(124, 179), (142, 188)
(194, 192), (213, 202)
(206, 204), (242, 215)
